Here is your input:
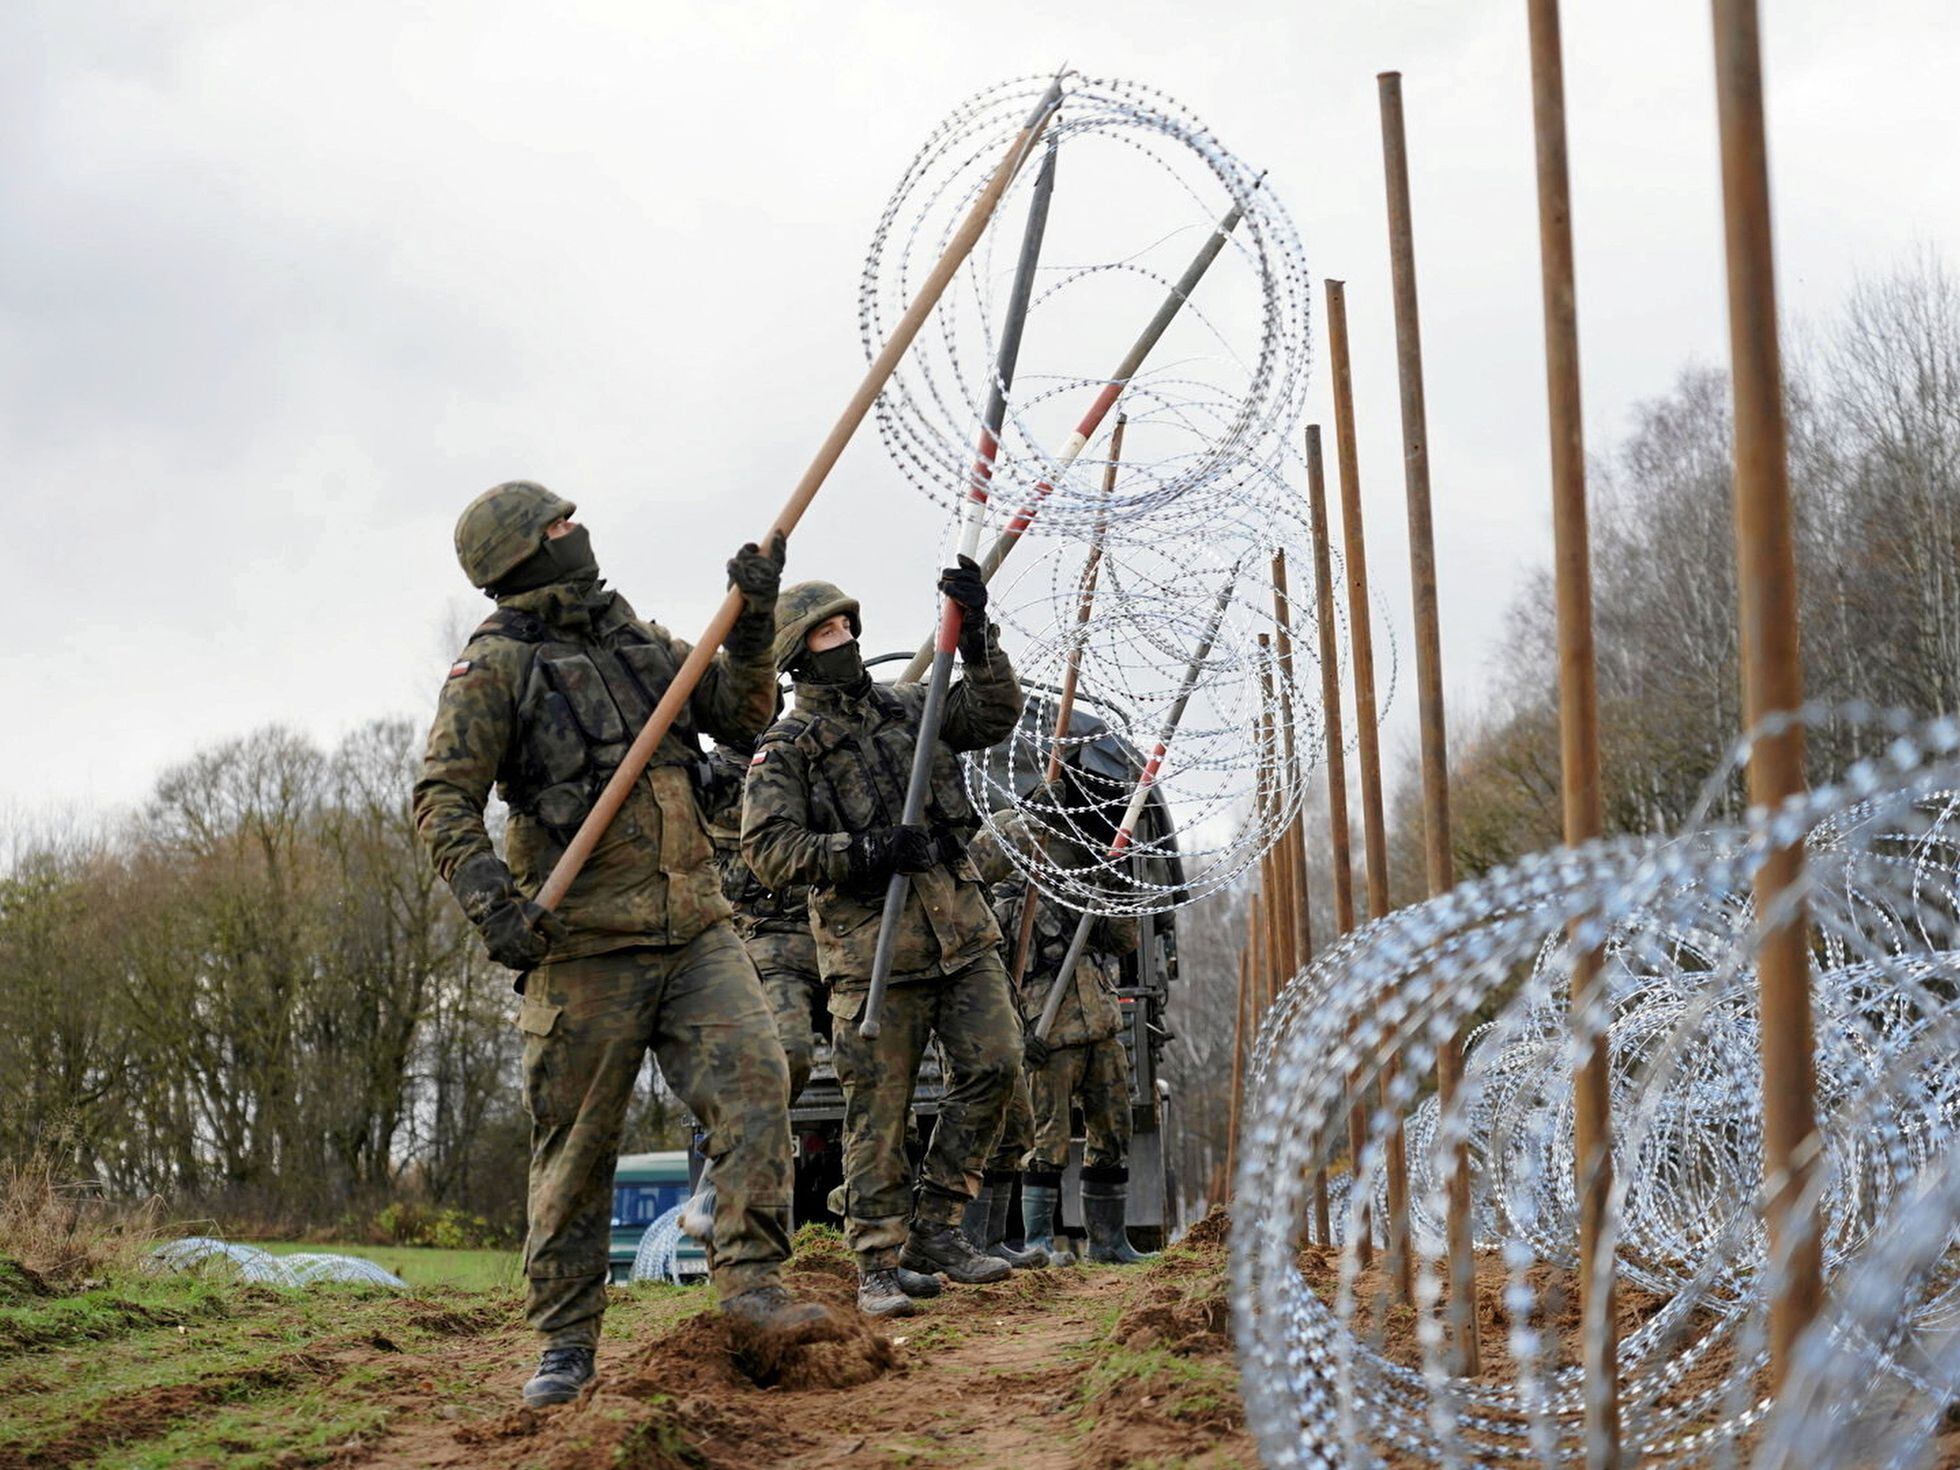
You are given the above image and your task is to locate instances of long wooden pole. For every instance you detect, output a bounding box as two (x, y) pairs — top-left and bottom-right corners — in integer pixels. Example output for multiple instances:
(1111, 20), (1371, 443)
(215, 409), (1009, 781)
(1255, 637), (1284, 1015)
(1711, 0), (1821, 1389)
(1306, 423), (1369, 1266)
(1377, 68), (1480, 1376)
(1524, 3), (1620, 1458)
(537, 79), (1063, 910)
(1224, 940), (1251, 1188)
(1325, 279), (1412, 1306)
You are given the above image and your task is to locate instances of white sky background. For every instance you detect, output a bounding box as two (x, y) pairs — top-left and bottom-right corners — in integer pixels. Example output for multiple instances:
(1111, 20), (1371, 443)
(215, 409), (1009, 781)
(3, 0), (1956, 821)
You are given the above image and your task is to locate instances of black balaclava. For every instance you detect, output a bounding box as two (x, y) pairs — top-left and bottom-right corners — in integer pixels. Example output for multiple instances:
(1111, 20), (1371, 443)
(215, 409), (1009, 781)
(797, 639), (869, 692)
(493, 524), (599, 596)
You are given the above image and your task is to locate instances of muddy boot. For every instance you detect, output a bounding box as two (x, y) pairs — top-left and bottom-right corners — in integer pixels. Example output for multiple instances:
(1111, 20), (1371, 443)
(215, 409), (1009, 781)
(1021, 1179), (1072, 1266)
(984, 1172), (1047, 1269)
(1081, 1173), (1155, 1266)
(900, 1222), (1011, 1284)
(720, 1283), (840, 1343)
(960, 1182), (995, 1251)
(895, 1267), (943, 1299)
(857, 1266), (922, 1318)
(522, 1346), (595, 1407)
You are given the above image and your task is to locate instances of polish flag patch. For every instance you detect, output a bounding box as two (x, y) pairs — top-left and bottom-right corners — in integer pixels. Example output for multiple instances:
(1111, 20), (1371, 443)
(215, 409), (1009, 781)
(749, 751), (768, 766)
(448, 659), (473, 679)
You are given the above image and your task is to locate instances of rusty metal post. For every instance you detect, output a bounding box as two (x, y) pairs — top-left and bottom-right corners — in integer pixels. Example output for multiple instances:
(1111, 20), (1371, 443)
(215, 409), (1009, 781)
(1325, 279), (1413, 1306)
(1306, 423), (1369, 1264)
(1377, 68), (1480, 1375)
(1711, 0), (1821, 1389)
(1525, 0), (1621, 1458)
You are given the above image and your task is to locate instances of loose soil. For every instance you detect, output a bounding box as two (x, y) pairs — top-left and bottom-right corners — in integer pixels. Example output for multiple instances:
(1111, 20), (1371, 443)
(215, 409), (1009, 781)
(0, 1222), (1255, 1469)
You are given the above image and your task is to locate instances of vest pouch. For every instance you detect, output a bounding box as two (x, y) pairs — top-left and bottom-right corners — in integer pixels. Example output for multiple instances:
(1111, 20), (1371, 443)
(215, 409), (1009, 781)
(528, 690), (589, 786)
(532, 780), (592, 832)
(616, 642), (692, 739)
(804, 725), (886, 833)
(540, 653), (629, 745)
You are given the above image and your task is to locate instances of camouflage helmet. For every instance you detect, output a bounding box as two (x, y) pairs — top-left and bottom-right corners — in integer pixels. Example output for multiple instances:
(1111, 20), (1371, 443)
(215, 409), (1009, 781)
(773, 580), (861, 672)
(454, 480), (577, 589)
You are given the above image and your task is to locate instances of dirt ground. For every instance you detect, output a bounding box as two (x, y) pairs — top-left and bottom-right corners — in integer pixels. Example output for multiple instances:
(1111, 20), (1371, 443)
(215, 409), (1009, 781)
(0, 1218), (1253, 1470)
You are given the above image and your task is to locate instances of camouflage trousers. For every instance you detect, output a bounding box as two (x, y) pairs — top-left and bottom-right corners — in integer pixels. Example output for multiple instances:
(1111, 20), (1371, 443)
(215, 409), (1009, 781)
(827, 954), (1020, 1261)
(517, 923), (793, 1347)
(1028, 1037), (1132, 1173)
(986, 1063), (1036, 1173)
(744, 924), (823, 1104)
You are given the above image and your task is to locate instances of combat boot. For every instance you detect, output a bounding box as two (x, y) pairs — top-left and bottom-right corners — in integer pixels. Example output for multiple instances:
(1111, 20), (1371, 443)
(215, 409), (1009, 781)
(522, 1346), (595, 1407)
(900, 1222), (1011, 1284)
(985, 1173), (1048, 1269)
(720, 1283), (840, 1341)
(857, 1267), (922, 1317)
(1021, 1178), (1074, 1266)
(1081, 1173), (1155, 1265)
(896, 1267), (943, 1298)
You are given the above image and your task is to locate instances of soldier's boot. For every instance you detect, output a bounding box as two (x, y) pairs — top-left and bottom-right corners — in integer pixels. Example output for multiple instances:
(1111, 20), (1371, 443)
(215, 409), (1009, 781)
(522, 1346), (595, 1407)
(1081, 1174), (1155, 1266)
(900, 1222), (1011, 1285)
(856, 1251), (923, 1318)
(895, 1267), (943, 1299)
(1021, 1180), (1074, 1266)
(959, 1183), (995, 1252)
(984, 1173), (1048, 1269)
(721, 1282), (843, 1347)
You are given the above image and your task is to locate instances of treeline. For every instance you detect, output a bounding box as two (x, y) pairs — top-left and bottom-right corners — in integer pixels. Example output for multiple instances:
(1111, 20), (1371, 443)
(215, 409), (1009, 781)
(1388, 251), (1960, 891)
(0, 721), (685, 1238)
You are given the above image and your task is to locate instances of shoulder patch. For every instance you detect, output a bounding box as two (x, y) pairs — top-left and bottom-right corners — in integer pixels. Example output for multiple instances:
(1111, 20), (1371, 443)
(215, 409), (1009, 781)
(448, 659), (473, 679)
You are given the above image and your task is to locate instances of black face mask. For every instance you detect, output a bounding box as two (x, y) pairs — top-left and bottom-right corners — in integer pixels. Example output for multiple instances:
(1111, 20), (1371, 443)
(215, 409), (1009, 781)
(494, 525), (600, 595)
(797, 640), (866, 689)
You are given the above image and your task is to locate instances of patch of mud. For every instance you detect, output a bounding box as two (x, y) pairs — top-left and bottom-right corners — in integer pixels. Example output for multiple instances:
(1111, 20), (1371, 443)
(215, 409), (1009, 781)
(1175, 1205), (1231, 1252)
(1112, 1274), (1229, 1355)
(403, 1300), (508, 1337)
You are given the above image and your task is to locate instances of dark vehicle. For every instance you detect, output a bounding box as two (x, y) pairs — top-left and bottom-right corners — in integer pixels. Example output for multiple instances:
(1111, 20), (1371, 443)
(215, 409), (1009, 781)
(782, 662), (1183, 1252)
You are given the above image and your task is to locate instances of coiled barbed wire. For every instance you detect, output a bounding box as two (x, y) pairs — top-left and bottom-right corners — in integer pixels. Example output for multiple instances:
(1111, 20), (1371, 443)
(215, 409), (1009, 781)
(1231, 705), (1960, 1467)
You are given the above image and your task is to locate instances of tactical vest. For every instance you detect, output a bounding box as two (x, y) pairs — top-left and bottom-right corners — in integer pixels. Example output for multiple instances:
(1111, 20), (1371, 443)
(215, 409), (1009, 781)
(776, 685), (981, 845)
(472, 607), (701, 833)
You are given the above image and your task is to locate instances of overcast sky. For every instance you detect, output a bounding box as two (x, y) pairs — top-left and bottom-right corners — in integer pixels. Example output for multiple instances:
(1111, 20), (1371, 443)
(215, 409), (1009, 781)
(4, 0), (1956, 823)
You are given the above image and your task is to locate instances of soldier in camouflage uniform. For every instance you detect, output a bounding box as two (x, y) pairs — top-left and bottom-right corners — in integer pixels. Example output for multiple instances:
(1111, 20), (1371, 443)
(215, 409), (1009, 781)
(742, 568), (1026, 1317)
(972, 780), (1152, 1265)
(700, 742), (824, 1105)
(413, 482), (831, 1408)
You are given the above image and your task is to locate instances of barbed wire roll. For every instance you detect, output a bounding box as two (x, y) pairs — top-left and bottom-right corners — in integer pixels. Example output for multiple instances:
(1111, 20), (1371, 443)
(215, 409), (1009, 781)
(863, 72), (1311, 540)
(1230, 706), (1960, 1467)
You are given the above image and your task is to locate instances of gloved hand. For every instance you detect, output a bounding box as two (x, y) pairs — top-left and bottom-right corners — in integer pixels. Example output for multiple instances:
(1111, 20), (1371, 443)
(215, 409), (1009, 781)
(938, 554), (987, 615)
(1024, 1031), (1052, 1068)
(481, 898), (569, 973)
(727, 530), (788, 611)
(929, 825), (967, 866)
(846, 824), (937, 888)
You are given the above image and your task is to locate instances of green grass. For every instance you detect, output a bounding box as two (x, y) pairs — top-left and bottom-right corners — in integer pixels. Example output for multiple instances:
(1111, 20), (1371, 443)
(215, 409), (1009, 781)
(255, 1241), (521, 1291)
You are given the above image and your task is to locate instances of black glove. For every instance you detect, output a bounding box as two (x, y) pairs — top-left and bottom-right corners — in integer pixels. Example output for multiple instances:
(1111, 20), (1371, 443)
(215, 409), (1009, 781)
(451, 852), (567, 973)
(727, 530), (787, 611)
(481, 898), (568, 972)
(846, 824), (936, 888)
(938, 554), (987, 616)
(930, 825), (967, 866)
(1024, 1031), (1052, 1068)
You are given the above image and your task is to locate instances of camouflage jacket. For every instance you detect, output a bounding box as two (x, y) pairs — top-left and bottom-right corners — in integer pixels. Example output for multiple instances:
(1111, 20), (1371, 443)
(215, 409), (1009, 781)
(741, 632), (1023, 988)
(414, 580), (777, 961)
(972, 810), (1139, 1046)
(701, 744), (810, 937)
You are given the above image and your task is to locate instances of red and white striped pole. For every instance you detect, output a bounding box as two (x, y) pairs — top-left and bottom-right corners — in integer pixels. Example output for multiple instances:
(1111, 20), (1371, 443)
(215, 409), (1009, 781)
(1031, 561), (1241, 1042)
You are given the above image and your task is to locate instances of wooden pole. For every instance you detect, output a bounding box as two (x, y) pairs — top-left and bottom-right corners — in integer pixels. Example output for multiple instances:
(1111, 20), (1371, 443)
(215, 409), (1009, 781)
(1256, 637), (1286, 1015)
(539, 78), (1063, 910)
(1377, 68), (1481, 1376)
(1225, 940), (1251, 1189)
(1710, 0), (1821, 1389)
(1306, 423), (1369, 1265)
(1325, 279), (1412, 1306)
(1524, 1), (1620, 1457)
